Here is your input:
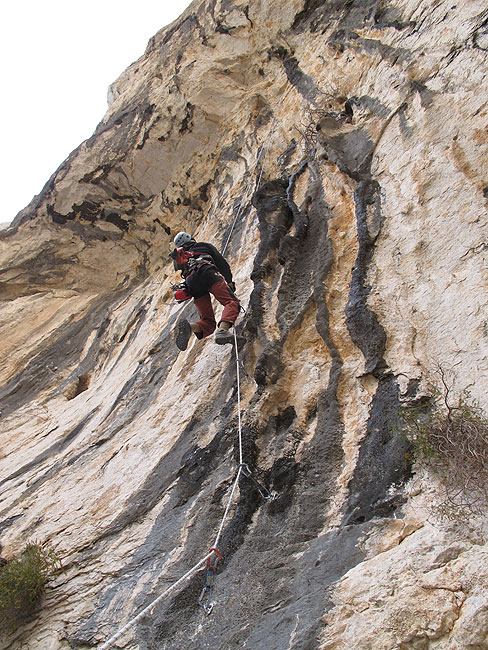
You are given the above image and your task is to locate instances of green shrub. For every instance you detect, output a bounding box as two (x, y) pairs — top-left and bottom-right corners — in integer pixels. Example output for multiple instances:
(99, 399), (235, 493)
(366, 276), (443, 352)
(400, 370), (488, 519)
(0, 542), (60, 632)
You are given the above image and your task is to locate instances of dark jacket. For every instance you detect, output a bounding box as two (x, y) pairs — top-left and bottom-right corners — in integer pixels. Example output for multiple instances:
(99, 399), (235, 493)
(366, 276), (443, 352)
(171, 241), (233, 284)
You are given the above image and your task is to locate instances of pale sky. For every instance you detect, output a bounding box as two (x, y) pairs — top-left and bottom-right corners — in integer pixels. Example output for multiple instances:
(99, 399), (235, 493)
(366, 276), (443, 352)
(1, 0), (193, 223)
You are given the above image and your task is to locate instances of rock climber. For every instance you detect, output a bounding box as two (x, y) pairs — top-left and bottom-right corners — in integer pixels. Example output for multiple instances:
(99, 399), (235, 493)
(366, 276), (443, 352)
(170, 231), (242, 350)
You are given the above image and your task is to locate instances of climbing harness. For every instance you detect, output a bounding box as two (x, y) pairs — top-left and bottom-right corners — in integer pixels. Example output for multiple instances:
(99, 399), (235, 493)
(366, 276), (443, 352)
(188, 254), (215, 270)
(171, 248), (220, 302)
(99, 123), (279, 650)
(174, 247), (217, 277)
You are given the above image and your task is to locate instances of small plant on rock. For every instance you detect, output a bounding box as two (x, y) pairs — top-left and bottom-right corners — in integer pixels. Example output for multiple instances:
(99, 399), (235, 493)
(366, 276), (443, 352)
(0, 542), (60, 633)
(401, 370), (488, 519)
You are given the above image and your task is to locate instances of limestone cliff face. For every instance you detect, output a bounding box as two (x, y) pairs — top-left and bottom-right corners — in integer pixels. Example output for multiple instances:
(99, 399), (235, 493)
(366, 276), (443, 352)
(1, 1), (488, 648)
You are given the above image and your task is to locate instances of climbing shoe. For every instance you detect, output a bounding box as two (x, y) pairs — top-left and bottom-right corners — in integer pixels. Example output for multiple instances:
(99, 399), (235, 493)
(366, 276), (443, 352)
(214, 329), (246, 348)
(214, 329), (234, 345)
(175, 319), (193, 351)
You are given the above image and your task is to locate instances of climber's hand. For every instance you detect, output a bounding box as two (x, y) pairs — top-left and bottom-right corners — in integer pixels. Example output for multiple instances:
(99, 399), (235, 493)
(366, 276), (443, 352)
(227, 281), (236, 292)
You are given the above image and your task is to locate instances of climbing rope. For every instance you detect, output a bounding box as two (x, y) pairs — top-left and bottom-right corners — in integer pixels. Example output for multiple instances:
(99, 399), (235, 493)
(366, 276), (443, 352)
(98, 330), (274, 648)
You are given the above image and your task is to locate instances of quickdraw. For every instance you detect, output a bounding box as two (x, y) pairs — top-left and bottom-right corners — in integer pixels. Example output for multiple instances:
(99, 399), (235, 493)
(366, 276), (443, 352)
(239, 463), (276, 501)
(198, 547), (222, 615)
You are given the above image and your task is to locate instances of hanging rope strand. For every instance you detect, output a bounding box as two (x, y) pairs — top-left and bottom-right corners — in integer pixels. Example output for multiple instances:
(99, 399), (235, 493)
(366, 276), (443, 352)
(211, 330), (245, 550)
(235, 331), (244, 466)
(213, 466), (243, 550)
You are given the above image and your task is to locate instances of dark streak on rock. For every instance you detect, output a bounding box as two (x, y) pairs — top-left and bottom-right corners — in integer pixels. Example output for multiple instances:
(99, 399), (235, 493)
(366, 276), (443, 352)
(254, 339), (284, 386)
(49, 199), (131, 232)
(343, 376), (413, 525)
(345, 178), (386, 374)
(292, 0), (345, 33)
(0, 515), (24, 537)
(270, 47), (320, 104)
(179, 102), (195, 134)
(247, 178), (292, 339)
(411, 79), (436, 110)
(103, 211), (130, 232)
(318, 129), (375, 181)
(473, 19), (488, 51)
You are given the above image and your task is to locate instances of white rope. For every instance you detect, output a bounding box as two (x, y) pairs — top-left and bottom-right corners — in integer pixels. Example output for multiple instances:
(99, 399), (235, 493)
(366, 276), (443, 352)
(234, 329), (243, 466)
(98, 553), (212, 650)
(212, 466), (243, 550)
(213, 329), (244, 548)
(98, 327), (246, 648)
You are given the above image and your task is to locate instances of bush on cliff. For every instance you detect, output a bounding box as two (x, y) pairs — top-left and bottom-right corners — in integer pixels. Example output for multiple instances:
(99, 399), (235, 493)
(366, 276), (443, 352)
(0, 542), (60, 632)
(401, 372), (488, 519)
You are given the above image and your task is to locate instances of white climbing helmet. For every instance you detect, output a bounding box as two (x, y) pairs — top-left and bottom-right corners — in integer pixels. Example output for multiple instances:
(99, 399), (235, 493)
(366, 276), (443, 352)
(174, 231), (193, 247)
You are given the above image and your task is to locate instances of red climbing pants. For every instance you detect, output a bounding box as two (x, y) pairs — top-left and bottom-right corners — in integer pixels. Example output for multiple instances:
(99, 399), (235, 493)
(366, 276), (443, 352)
(193, 280), (240, 338)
